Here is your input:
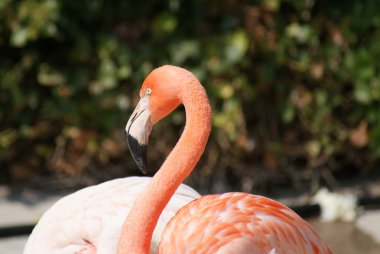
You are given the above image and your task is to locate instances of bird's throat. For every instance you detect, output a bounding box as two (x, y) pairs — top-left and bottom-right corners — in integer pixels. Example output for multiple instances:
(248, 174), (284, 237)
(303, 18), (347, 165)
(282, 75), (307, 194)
(117, 75), (211, 254)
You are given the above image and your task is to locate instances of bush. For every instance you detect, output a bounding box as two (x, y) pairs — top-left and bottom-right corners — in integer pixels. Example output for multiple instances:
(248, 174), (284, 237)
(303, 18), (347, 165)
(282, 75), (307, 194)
(1, 0), (379, 192)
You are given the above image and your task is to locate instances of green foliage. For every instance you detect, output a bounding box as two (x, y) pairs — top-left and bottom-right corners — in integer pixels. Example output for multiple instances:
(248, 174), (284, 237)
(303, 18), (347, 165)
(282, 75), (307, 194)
(1, 0), (380, 188)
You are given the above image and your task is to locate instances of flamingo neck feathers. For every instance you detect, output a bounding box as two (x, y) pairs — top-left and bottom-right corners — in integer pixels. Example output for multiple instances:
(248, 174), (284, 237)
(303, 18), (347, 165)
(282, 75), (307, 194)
(118, 72), (211, 254)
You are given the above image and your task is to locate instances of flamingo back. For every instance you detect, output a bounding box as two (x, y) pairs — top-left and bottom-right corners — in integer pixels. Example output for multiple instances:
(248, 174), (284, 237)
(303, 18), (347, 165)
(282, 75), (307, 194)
(160, 192), (332, 254)
(23, 177), (200, 254)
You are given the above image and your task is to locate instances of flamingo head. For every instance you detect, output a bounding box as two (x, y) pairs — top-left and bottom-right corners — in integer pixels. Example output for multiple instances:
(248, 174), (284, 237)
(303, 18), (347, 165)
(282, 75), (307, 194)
(125, 65), (185, 174)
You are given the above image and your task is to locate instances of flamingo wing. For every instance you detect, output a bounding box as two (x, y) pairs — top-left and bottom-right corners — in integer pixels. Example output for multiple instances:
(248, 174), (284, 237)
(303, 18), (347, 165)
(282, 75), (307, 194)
(160, 192), (332, 254)
(23, 177), (200, 254)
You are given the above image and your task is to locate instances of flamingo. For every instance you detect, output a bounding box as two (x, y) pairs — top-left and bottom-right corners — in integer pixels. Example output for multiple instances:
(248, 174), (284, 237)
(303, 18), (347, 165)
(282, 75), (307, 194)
(23, 177), (200, 253)
(118, 65), (332, 254)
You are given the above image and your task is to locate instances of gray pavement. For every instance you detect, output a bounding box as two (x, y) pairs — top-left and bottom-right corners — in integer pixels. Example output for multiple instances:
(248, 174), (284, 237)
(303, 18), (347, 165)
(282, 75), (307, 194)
(356, 210), (380, 245)
(0, 186), (66, 254)
(0, 237), (28, 254)
(0, 190), (63, 226)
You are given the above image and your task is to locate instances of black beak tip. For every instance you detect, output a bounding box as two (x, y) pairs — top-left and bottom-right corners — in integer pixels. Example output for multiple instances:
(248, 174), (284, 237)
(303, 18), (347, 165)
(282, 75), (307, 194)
(127, 133), (148, 174)
(136, 161), (148, 175)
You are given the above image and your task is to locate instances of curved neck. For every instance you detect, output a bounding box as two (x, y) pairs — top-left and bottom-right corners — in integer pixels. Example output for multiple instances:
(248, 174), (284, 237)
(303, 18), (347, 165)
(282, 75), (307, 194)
(117, 79), (211, 254)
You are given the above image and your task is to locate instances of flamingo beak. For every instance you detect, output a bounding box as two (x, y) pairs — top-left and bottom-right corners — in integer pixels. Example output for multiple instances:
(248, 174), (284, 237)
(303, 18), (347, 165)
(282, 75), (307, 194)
(125, 96), (152, 174)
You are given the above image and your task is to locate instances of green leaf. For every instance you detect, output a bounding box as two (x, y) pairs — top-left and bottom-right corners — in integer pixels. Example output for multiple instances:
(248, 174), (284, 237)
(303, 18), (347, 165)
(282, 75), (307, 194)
(354, 82), (372, 104)
(225, 30), (249, 64)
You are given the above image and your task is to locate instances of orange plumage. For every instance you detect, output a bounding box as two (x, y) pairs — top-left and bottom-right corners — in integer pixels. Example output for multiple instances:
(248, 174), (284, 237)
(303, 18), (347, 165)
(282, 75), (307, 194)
(161, 193), (332, 254)
(119, 65), (332, 254)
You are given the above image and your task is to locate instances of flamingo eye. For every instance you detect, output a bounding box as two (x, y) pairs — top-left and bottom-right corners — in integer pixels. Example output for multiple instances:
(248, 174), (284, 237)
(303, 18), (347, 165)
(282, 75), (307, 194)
(145, 88), (152, 95)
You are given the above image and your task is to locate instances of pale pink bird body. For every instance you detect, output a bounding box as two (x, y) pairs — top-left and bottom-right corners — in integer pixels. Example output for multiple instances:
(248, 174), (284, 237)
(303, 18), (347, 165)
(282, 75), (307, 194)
(118, 65), (332, 254)
(23, 177), (200, 254)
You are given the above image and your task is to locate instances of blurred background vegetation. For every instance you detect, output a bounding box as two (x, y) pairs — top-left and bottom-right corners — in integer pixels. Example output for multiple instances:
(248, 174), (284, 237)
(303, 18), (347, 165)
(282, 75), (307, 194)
(1, 0), (380, 194)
